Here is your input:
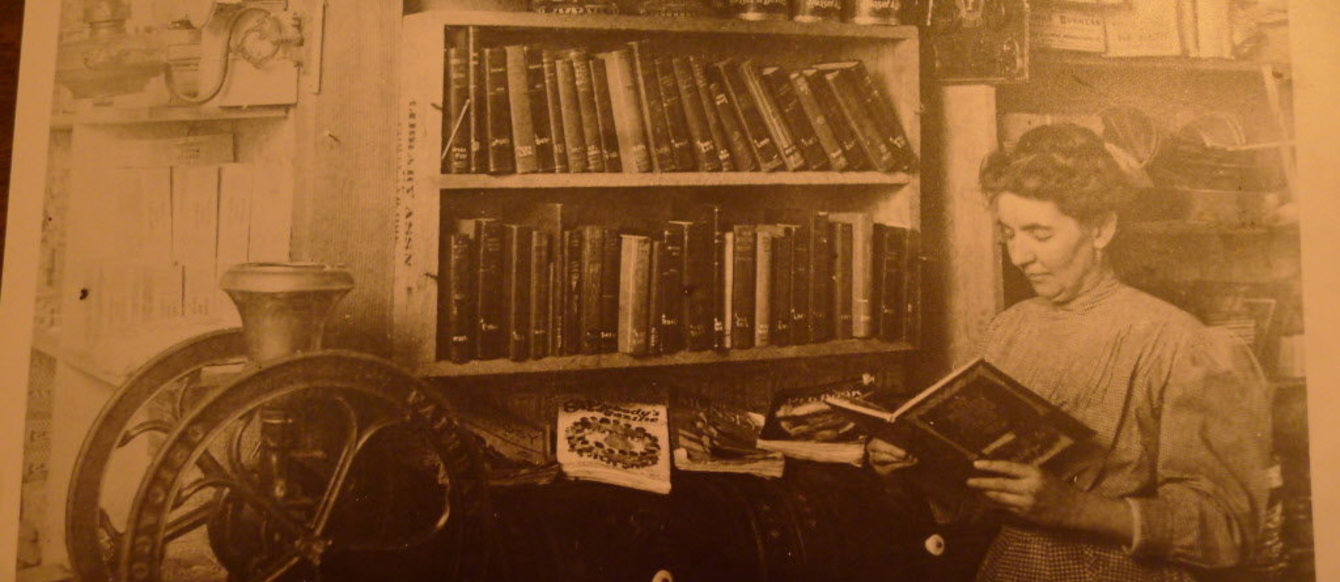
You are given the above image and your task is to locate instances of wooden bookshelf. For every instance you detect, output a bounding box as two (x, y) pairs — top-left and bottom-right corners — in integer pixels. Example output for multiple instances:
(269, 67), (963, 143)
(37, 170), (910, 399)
(412, 10), (916, 40)
(417, 340), (914, 377)
(437, 171), (910, 190)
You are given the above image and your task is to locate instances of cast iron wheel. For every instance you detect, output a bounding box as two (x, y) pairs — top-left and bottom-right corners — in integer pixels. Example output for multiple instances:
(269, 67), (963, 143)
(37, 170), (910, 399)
(114, 351), (488, 582)
(67, 329), (248, 582)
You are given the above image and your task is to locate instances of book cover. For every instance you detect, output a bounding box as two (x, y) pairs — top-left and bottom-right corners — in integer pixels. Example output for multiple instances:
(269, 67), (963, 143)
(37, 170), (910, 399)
(671, 395), (784, 478)
(446, 46), (471, 174)
(473, 218), (506, 360)
(557, 398), (672, 494)
(808, 211), (833, 343)
(671, 56), (721, 172)
(555, 57), (589, 172)
(588, 56), (623, 173)
(568, 50), (606, 172)
(618, 234), (652, 355)
(647, 239), (663, 355)
(563, 228), (584, 355)
(467, 32), (485, 173)
(628, 40), (677, 172)
(768, 226), (794, 347)
(598, 49), (652, 173)
(441, 232), (476, 363)
(740, 59), (807, 171)
(703, 65), (759, 172)
(679, 204), (721, 351)
(503, 224), (535, 361)
(756, 381), (873, 466)
(529, 229), (552, 360)
(802, 68), (870, 171)
(715, 58), (785, 172)
(579, 225), (605, 354)
(655, 56), (697, 172)
(541, 49), (569, 173)
(831, 221), (854, 340)
(823, 358), (1099, 490)
(829, 212), (874, 338)
(599, 227), (621, 353)
(689, 56), (735, 172)
(873, 223), (905, 342)
(731, 224), (757, 349)
(754, 226), (774, 347)
(903, 228), (922, 346)
(656, 226), (686, 353)
(721, 231), (734, 350)
(525, 47), (557, 173)
(761, 66), (831, 171)
(484, 47), (517, 175)
(504, 45), (538, 174)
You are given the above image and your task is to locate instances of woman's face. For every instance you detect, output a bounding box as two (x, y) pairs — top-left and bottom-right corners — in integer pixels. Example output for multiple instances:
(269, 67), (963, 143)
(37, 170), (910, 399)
(994, 192), (1109, 305)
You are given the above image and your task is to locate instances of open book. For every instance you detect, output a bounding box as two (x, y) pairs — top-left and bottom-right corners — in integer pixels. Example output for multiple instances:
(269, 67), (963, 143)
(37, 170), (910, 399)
(823, 358), (1098, 487)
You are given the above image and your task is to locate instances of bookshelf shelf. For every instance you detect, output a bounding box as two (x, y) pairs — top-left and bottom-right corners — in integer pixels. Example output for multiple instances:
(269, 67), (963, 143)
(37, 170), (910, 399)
(437, 171), (911, 190)
(417, 340), (914, 377)
(414, 10), (916, 40)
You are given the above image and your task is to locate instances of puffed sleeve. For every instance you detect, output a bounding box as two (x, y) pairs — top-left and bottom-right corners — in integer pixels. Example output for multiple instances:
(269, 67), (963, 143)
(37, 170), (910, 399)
(1127, 327), (1272, 568)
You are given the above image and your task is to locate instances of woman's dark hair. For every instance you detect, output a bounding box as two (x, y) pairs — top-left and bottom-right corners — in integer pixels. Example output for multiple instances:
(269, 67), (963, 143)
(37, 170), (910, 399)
(979, 123), (1135, 224)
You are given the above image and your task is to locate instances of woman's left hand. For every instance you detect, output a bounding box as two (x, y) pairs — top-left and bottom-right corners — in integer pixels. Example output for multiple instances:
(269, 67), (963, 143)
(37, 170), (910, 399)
(966, 459), (1082, 528)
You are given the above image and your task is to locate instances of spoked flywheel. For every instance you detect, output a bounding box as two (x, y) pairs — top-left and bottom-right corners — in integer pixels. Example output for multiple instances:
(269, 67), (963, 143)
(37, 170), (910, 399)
(115, 351), (488, 582)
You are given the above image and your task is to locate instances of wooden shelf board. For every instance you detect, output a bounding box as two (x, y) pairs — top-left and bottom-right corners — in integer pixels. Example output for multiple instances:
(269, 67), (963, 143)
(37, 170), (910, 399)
(415, 10), (916, 40)
(1030, 51), (1287, 74)
(437, 171), (910, 190)
(61, 105), (290, 125)
(416, 339), (914, 377)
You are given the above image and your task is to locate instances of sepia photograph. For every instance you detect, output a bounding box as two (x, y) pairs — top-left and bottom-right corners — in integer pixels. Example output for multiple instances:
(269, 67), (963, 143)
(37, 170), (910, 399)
(0, 0), (1337, 580)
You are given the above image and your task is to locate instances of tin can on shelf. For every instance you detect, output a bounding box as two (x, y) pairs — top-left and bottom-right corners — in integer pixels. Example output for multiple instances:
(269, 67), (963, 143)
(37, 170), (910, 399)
(792, 0), (842, 22)
(727, 0), (789, 20)
(845, 0), (900, 25)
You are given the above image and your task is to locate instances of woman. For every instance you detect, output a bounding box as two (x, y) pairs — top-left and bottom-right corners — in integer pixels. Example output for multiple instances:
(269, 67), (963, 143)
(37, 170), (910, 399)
(869, 123), (1272, 581)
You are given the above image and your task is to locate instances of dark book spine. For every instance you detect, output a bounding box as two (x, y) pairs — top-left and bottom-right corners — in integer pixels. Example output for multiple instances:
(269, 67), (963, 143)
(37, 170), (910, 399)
(655, 57), (697, 172)
(589, 57), (623, 173)
(903, 228), (921, 345)
(542, 50), (569, 173)
(689, 56), (735, 171)
(788, 70), (849, 171)
(504, 46), (538, 174)
(468, 33), (485, 173)
(484, 47), (516, 175)
(503, 224), (534, 361)
(873, 223), (905, 342)
(441, 232), (476, 363)
(657, 226), (686, 353)
(809, 212), (833, 343)
(445, 47), (470, 174)
(740, 60), (807, 171)
(618, 234), (652, 355)
(714, 59), (785, 172)
(821, 68), (896, 172)
(770, 229), (794, 346)
(555, 58), (588, 173)
(832, 221), (854, 339)
(563, 229), (584, 355)
(731, 224), (757, 349)
(629, 41), (677, 172)
(703, 65), (758, 172)
(847, 61), (918, 172)
(475, 219), (505, 359)
(786, 223), (811, 344)
(647, 239), (663, 355)
(579, 225), (604, 354)
(802, 68), (869, 171)
(529, 230), (551, 359)
(761, 67), (831, 171)
(570, 53), (607, 172)
(599, 50), (652, 173)
(526, 48), (556, 173)
(599, 227), (621, 353)
(672, 57), (721, 172)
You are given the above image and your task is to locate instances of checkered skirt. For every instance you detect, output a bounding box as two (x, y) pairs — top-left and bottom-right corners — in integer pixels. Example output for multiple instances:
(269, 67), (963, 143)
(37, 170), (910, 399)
(975, 525), (1196, 582)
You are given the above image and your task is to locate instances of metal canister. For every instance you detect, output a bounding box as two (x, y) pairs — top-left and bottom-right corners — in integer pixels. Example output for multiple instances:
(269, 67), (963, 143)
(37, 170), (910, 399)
(845, 0), (900, 25)
(792, 0), (842, 22)
(727, 0), (790, 20)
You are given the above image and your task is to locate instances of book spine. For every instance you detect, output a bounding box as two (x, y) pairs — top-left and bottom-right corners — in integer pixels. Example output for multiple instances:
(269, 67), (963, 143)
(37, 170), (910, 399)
(484, 47), (516, 175)
(564, 228), (585, 355)
(873, 223), (905, 342)
(503, 224), (534, 361)
(526, 47), (557, 173)
(711, 222), (727, 349)
(740, 60), (806, 171)
(618, 234), (652, 355)
(809, 212), (833, 342)
(668, 221), (704, 351)
(629, 41), (677, 172)
(731, 224), (757, 349)
(468, 32), (485, 173)
(446, 47), (471, 174)
(579, 225), (604, 353)
(847, 62), (917, 171)
(570, 53), (607, 172)
(647, 239), (663, 355)
(443, 232), (476, 363)
(715, 59), (785, 172)
(689, 56), (736, 172)
(529, 230), (551, 359)
(830, 212), (874, 337)
(542, 50), (569, 173)
(755, 228), (772, 347)
(656, 56), (697, 171)
(475, 219), (505, 359)
(789, 223), (811, 344)
(599, 227), (621, 353)
(505, 46), (538, 174)
(903, 228), (921, 345)
(788, 70), (849, 171)
(832, 221), (854, 339)
(722, 231), (734, 350)
(803, 68), (869, 171)
(589, 57), (623, 173)
(556, 58), (588, 173)
(762, 67), (831, 171)
(600, 49), (652, 173)
(704, 65), (759, 172)
(672, 57), (722, 172)
(770, 229), (794, 346)
(821, 68), (895, 172)
(658, 226), (686, 353)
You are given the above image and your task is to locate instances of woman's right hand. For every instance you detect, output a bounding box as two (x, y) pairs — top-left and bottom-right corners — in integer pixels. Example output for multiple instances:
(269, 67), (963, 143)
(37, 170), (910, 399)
(866, 438), (917, 475)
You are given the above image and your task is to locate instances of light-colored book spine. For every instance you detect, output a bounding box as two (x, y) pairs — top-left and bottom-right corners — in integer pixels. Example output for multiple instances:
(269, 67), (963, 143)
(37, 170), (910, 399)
(755, 228), (773, 347)
(618, 234), (652, 355)
(599, 49), (652, 173)
(829, 212), (874, 338)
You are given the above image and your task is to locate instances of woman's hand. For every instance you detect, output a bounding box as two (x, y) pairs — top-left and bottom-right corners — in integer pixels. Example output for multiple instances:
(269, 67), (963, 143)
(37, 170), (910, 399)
(966, 459), (1082, 528)
(866, 438), (917, 475)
